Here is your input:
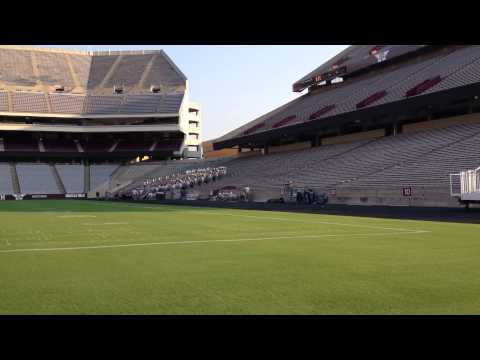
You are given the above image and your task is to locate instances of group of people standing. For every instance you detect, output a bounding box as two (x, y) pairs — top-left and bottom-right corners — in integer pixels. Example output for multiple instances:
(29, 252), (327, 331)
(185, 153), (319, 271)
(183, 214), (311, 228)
(126, 166), (228, 200)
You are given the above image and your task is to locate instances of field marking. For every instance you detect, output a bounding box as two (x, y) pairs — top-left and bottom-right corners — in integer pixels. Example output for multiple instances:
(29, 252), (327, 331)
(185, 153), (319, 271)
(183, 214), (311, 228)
(58, 215), (97, 218)
(0, 230), (429, 254)
(86, 201), (431, 234)
(88, 202), (161, 210)
(82, 222), (129, 226)
(188, 211), (429, 233)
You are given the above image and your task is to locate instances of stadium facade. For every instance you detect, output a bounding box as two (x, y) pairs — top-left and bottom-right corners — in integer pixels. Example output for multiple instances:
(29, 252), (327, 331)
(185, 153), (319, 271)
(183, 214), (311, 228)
(0, 46), (202, 198)
(0, 45), (202, 161)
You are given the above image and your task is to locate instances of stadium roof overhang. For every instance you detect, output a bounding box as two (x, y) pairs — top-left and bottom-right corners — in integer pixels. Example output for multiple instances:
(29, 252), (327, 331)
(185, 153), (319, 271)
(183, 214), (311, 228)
(213, 82), (480, 150)
(292, 45), (434, 93)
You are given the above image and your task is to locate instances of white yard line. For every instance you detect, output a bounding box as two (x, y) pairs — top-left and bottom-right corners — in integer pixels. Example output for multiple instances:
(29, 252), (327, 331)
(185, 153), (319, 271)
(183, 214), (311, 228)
(58, 215), (97, 218)
(188, 211), (429, 233)
(0, 230), (429, 254)
(87, 201), (431, 233)
(82, 222), (129, 226)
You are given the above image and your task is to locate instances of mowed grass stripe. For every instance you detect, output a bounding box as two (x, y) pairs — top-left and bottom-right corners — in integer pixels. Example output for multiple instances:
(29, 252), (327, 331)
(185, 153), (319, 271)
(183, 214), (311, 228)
(0, 200), (479, 314)
(0, 231), (424, 253)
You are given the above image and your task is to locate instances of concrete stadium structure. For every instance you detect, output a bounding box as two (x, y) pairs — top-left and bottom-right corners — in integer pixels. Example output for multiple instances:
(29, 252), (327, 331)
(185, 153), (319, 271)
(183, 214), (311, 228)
(114, 45), (480, 208)
(0, 46), (202, 198)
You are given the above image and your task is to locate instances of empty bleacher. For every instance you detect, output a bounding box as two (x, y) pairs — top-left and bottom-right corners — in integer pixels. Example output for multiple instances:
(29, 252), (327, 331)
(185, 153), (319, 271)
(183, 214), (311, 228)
(0, 163), (14, 194)
(11, 92), (49, 113)
(0, 47), (187, 117)
(160, 93), (184, 113)
(119, 94), (163, 114)
(49, 94), (86, 113)
(68, 54), (91, 89)
(144, 54), (185, 87)
(56, 164), (84, 193)
(90, 164), (118, 190)
(0, 91), (9, 111)
(341, 124), (480, 189)
(105, 55), (154, 87)
(16, 164), (61, 194)
(35, 52), (75, 87)
(84, 95), (123, 114)
(0, 48), (36, 86)
(162, 123), (480, 204)
(225, 46), (480, 139)
(87, 55), (119, 89)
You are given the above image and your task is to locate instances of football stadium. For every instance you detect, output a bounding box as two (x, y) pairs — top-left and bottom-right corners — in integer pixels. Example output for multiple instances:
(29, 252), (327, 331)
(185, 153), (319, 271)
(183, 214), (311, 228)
(1, 45), (480, 315)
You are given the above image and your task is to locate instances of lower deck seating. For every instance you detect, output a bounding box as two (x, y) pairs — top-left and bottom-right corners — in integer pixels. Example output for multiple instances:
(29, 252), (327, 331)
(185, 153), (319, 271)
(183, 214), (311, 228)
(0, 163), (13, 194)
(16, 164), (60, 194)
(56, 164), (84, 193)
(90, 164), (119, 190)
(113, 122), (480, 203)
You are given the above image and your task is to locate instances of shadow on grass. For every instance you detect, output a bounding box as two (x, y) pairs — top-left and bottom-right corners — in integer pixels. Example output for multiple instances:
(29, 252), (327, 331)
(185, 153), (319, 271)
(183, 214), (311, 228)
(0, 199), (218, 213)
(0, 199), (479, 225)
(97, 199), (480, 225)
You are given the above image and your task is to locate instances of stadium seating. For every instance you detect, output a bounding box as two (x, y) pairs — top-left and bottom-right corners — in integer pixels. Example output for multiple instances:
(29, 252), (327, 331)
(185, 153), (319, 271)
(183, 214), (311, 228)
(224, 46), (480, 139)
(0, 163), (14, 194)
(153, 123), (480, 203)
(104, 55), (154, 87)
(159, 93), (184, 113)
(35, 52), (75, 87)
(90, 164), (119, 190)
(84, 95), (123, 114)
(68, 54), (91, 88)
(341, 124), (480, 189)
(87, 55), (119, 89)
(144, 54), (185, 87)
(0, 48), (36, 86)
(0, 92), (9, 112)
(293, 45), (428, 92)
(49, 94), (86, 113)
(16, 164), (61, 194)
(119, 95), (162, 114)
(110, 163), (162, 187)
(56, 164), (84, 193)
(12, 92), (49, 113)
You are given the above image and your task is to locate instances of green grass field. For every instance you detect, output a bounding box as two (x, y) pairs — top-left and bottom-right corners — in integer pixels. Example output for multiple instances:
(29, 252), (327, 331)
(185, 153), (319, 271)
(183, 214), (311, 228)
(0, 200), (479, 314)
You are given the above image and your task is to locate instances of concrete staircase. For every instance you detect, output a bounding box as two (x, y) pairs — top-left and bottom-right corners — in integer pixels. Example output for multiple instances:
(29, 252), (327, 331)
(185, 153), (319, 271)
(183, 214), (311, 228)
(50, 164), (66, 194)
(9, 163), (20, 194)
(84, 165), (90, 193)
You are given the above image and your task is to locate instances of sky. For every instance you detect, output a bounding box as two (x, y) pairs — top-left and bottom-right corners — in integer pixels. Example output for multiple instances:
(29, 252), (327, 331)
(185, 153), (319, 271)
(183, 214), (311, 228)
(38, 45), (349, 141)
